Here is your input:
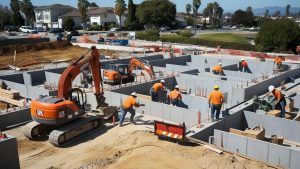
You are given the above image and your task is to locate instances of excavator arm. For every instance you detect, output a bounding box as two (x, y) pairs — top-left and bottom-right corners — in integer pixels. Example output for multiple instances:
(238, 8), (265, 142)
(128, 57), (156, 80)
(58, 46), (104, 102)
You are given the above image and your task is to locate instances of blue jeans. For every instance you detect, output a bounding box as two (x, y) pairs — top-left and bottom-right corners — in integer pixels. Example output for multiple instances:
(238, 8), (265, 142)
(119, 107), (135, 126)
(150, 88), (158, 102)
(211, 104), (221, 121)
(276, 99), (286, 118)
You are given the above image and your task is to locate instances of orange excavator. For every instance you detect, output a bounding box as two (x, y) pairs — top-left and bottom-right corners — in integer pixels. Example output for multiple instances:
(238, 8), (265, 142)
(103, 57), (156, 84)
(23, 46), (115, 146)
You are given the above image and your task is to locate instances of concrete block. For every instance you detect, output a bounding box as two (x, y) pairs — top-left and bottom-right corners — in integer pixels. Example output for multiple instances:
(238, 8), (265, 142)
(162, 104), (171, 121)
(247, 138), (269, 162)
(170, 106), (185, 124)
(290, 149), (300, 169)
(226, 132), (248, 154)
(0, 136), (20, 169)
(150, 102), (163, 119)
(214, 129), (228, 148)
(268, 143), (291, 168)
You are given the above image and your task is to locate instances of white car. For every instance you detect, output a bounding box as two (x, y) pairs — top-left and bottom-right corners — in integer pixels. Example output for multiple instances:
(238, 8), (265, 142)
(20, 26), (37, 33)
(110, 27), (119, 32)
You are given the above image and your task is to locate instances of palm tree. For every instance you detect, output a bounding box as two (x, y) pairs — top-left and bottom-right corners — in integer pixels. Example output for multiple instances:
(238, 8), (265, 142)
(192, 0), (201, 17)
(78, 0), (89, 30)
(286, 4), (291, 17)
(115, 0), (126, 28)
(20, 0), (35, 26)
(186, 3), (192, 16)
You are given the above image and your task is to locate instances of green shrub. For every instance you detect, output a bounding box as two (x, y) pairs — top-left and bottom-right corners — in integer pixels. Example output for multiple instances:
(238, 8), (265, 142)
(255, 19), (300, 53)
(136, 29), (160, 41)
(177, 30), (193, 37)
(160, 35), (256, 51)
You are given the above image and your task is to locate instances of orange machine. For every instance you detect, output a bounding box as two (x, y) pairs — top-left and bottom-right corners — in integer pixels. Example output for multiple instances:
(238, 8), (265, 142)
(23, 46), (112, 146)
(103, 57), (156, 84)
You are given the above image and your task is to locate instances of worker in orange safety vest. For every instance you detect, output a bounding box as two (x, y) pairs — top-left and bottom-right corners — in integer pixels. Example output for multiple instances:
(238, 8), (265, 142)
(212, 62), (224, 75)
(150, 80), (166, 102)
(264, 85), (286, 118)
(208, 85), (225, 122)
(119, 92), (144, 126)
(274, 56), (283, 71)
(239, 58), (249, 73)
(168, 85), (182, 106)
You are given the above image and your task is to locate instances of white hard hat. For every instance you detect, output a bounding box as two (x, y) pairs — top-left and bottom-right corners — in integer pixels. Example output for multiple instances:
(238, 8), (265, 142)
(241, 58), (245, 61)
(219, 62), (222, 65)
(131, 92), (137, 97)
(268, 85), (275, 92)
(175, 85), (179, 89)
(160, 80), (165, 83)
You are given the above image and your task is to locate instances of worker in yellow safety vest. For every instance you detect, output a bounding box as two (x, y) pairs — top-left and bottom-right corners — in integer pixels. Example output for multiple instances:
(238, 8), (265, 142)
(208, 85), (225, 122)
(168, 85), (182, 106)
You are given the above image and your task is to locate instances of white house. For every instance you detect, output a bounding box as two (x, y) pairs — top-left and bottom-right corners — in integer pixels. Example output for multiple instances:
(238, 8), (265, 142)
(34, 4), (74, 28)
(88, 7), (126, 27)
(58, 10), (82, 29)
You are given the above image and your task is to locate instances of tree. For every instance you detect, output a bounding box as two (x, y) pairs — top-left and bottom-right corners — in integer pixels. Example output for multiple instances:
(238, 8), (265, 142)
(286, 4), (290, 17)
(89, 2), (98, 7)
(64, 17), (75, 31)
(0, 5), (12, 26)
(184, 16), (194, 26)
(115, 0), (126, 28)
(265, 9), (269, 17)
(20, 0), (35, 26)
(246, 6), (252, 13)
(274, 11), (281, 17)
(10, 0), (24, 26)
(192, 0), (201, 17)
(186, 3), (192, 16)
(125, 0), (141, 30)
(255, 19), (300, 53)
(136, 0), (176, 28)
(78, 0), (89, 30)
(203, 2), (223, 28)
(232, 9), (255, 27)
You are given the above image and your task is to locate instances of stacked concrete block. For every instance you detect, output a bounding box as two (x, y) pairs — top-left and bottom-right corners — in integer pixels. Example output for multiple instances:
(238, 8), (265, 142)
(0, 108), (31, 130)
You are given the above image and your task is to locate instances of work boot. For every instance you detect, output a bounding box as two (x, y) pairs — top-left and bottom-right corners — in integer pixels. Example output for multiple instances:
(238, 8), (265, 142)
(130, 118), (136, 125)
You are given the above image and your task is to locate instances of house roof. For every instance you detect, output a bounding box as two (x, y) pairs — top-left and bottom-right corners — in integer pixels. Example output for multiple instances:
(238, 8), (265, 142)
(59, 10), (81, 17)
(35, 4), (74, 10)
(88, 7), (115, 15)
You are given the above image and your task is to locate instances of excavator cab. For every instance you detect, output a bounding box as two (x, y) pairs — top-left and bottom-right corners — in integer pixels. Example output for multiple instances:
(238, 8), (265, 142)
(70, 88), (86, 111)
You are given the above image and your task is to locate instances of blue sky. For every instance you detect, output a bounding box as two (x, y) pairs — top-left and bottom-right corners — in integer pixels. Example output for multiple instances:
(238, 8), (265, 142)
(1, 0), (300, 12)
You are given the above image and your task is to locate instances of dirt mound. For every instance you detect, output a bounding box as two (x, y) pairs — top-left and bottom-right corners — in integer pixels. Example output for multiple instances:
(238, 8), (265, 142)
(7, 123), (281, 169)
(0, 41), (72, 56)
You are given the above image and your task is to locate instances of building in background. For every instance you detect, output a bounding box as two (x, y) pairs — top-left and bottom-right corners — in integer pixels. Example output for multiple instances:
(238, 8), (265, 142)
(58, 10), (82, 29)
(88, 7), (126, 27)
(34, 4), (74, 28)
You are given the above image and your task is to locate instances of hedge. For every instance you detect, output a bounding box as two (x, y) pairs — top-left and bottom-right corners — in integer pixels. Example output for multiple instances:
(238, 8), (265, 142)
(160, 35), (256, 51)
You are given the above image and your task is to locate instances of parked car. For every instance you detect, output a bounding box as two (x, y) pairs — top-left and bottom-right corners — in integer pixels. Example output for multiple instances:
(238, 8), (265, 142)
(159, 26), (171, 32)
(20, 26), (37, 33)
(35, 27), (46, 32)
(49, 28), (64, 33)
(69, 30), (81, 36)
(109, 27), (119, 32)
(4, 25), (19, 32)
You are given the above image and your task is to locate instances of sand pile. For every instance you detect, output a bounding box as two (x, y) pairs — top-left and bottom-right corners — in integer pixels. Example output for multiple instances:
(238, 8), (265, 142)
(6, 122), (281, 169)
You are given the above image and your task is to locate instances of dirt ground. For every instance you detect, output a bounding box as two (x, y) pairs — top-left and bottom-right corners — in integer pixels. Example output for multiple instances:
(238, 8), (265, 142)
(0, 44), (129, 70)
(6, 119), (281, 169)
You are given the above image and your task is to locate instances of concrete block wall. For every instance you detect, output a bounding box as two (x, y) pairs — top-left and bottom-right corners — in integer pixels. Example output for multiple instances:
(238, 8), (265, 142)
(0, 73), (24, 84)
(26, 70), (46, 86)
(149, 55), (191, 67)
(214, 129), (300, 169)
(244, 66), (300, 100)
(0, 108), (31, 130)
(0, 136), (20, 169)
(244, 111), (300, 143)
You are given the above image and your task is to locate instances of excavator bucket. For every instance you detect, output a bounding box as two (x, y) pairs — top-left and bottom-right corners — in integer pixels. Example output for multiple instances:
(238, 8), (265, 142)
(154, 120), (186, 142)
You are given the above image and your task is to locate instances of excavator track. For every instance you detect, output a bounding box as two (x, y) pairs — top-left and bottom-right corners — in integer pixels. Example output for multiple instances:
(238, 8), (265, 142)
(49, 116), (103, 146)
(23, 121), (55, 139)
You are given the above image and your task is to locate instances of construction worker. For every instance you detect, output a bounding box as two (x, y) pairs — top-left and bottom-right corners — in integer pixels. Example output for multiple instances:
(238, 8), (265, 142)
(239, 58), (249, 73)
(208, 85), (225, 122)
(212, 62), (224, 75)
(274, 56), (283, 70)
(268, 85), (286, 118)
(119, 92), (143, 126)
(150, 80), (166, 102)
(168, 85), (182, 106)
